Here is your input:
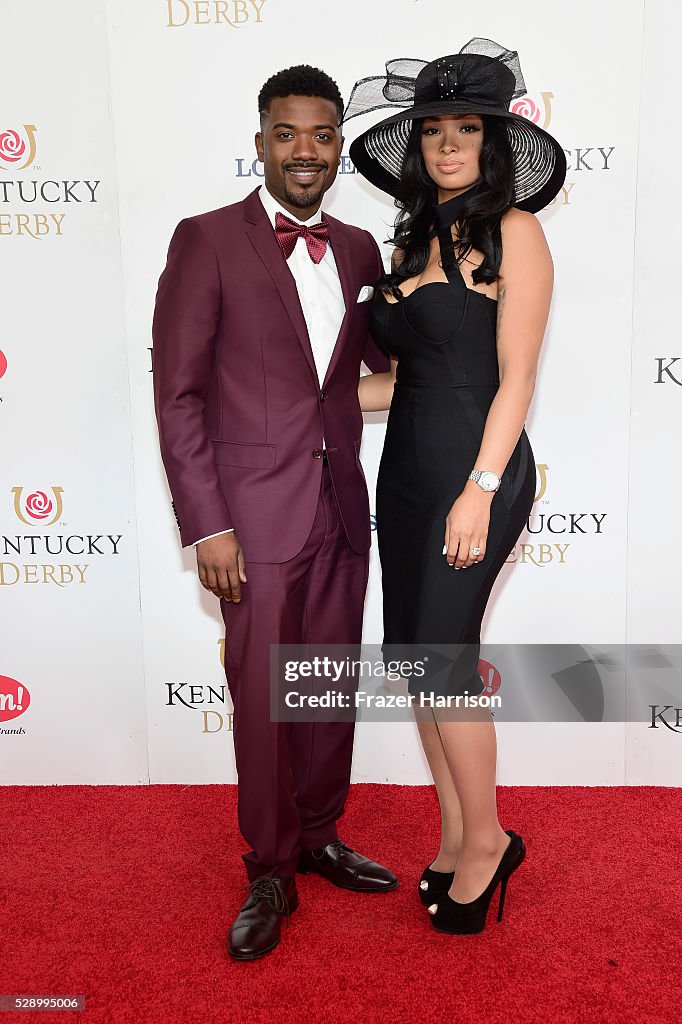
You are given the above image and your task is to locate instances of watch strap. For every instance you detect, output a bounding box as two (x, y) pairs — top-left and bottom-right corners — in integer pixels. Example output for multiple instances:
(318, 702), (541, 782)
(468, 469), (501, 492)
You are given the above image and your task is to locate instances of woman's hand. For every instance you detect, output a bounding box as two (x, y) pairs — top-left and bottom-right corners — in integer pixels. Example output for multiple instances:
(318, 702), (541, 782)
(443, 482), (493, 569)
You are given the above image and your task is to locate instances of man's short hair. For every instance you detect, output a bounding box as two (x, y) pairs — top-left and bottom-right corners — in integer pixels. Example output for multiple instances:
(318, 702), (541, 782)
(258, 65), (344, 124)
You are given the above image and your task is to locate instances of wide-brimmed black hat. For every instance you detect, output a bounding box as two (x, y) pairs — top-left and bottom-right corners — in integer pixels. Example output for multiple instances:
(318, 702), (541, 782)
(344, 37), (566, 213)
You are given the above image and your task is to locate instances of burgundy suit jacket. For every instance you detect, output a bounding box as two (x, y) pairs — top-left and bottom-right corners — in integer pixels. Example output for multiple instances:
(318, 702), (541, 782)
(152, 187), (390, 562)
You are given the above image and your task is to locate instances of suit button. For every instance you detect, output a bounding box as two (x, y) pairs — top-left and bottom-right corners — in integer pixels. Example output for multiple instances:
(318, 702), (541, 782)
(320, 391), (327, 402)
(312, 448), (323, 459)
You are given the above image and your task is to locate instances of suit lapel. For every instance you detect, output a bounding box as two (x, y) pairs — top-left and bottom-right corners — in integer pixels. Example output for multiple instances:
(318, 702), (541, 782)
(321, 215), (355, 390)
(242, 189), (317, 381)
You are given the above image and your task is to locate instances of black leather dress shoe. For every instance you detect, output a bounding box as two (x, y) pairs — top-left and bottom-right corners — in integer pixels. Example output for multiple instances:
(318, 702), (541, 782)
(298, 839), (398, 892)
(227, 876), (298, 961)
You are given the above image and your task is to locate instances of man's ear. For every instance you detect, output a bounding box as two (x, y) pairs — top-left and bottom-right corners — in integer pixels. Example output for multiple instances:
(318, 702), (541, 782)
(255, 131), (264, 162)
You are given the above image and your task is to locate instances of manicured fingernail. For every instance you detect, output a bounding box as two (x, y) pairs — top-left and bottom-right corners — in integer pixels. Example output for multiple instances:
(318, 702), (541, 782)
(442, 545), (447, 555)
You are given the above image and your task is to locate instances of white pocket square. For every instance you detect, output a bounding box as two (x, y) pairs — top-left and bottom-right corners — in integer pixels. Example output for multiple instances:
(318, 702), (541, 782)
(357, 285), (374, 302)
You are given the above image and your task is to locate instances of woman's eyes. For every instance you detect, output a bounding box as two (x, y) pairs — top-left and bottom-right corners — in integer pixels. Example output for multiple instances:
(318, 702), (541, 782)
(422, 124), (479, 136)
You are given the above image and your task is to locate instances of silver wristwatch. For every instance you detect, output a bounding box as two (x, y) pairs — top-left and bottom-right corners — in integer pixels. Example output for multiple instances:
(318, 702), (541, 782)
(468, 469), (501, 492)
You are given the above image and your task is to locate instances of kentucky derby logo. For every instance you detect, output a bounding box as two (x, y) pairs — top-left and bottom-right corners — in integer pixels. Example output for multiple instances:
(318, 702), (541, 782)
(0, 676), (31, 723)
(2, 485), (123, 589)
(11, 486), (64, 526)
(0, 125), (38, 170)
(165, 0), (268, 27)
(0, 123), (100, 239)
(511, 93), (554, 130)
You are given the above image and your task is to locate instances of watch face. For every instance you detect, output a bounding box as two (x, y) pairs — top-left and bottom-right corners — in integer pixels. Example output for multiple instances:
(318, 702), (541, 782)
(480, 471), (500, 491)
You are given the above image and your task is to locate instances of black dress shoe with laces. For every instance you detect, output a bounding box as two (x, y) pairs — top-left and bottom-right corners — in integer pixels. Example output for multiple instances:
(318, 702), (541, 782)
(297, 839), (398, 892)
(227, 876), (298, 961)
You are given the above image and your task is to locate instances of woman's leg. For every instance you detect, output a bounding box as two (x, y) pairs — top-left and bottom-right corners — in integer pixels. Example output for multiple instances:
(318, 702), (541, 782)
(434, 709), (510, 903)
(414, 708), (463, 871)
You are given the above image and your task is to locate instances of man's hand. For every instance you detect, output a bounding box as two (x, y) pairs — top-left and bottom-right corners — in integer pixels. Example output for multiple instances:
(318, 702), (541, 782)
(196, 533), (247, 602)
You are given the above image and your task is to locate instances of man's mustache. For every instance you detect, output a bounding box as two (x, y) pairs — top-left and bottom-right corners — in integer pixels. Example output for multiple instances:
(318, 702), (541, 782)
(283, 163), (328, 172)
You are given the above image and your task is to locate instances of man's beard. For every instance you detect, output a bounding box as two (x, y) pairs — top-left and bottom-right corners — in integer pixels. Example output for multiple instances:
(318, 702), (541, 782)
(281, 164), (328, 209)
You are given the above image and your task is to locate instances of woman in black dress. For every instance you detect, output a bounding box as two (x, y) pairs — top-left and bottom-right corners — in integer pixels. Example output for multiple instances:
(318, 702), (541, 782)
(348, 38), (566, 934)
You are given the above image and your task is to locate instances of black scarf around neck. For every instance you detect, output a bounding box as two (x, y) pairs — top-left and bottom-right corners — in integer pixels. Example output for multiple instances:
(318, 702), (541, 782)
(431, 181), (485, 234)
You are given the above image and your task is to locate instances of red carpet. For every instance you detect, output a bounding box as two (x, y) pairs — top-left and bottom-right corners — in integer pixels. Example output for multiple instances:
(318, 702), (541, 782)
(1, 784), (680, 1023)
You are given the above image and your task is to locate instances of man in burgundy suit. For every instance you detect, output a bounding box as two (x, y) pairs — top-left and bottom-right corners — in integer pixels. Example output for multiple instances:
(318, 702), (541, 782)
(152, 65), (397, 961)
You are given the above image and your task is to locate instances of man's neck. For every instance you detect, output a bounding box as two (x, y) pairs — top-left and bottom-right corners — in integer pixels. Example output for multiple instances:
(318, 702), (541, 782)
(263, 184), (322, 223)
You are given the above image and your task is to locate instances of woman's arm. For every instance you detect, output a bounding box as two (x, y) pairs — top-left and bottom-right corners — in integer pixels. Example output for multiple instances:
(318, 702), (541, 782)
(462, 208), (553, 495)
(443, 209), (553, 568)
(358, 247), (402, 412)
(359, 357), (398, 411)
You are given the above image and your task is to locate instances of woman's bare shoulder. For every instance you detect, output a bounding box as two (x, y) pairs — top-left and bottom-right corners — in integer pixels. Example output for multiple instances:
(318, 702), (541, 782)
(500, 207), (547, 245)
(499, 207), (553, 285)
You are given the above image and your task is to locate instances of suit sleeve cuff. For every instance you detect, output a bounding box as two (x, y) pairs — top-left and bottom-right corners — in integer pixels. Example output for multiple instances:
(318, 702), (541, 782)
(193, 529), (234, 546)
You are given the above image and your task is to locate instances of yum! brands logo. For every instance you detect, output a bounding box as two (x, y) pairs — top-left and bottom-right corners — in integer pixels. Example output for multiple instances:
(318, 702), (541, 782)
(0, 125), (38, 171)
(1, 485), (124, 588)
(0, 349), (7, 407)
(478, 659), (502, 699)
(0, 676), (31, 732)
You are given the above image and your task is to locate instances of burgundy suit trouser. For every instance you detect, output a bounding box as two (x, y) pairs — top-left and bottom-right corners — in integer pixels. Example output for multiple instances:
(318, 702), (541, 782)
(221, 464), (369, 882)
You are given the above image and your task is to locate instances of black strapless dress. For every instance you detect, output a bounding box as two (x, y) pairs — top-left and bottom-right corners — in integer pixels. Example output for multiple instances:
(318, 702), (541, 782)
(370, 207), (536, 699)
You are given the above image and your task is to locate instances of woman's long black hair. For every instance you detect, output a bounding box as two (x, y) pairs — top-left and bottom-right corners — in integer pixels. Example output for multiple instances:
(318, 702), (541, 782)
(378, 114), (515, 297)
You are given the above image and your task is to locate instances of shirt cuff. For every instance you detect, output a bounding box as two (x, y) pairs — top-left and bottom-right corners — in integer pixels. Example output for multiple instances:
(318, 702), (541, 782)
(194, 529), (234, 546)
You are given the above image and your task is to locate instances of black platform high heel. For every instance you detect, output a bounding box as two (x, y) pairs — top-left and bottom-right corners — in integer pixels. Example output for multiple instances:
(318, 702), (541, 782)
(418, 864), (455, 908)
(428, 830), (526, 935)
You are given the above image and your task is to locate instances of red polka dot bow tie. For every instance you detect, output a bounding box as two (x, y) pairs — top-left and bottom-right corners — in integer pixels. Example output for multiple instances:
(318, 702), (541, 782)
(274, 211), (330, 264)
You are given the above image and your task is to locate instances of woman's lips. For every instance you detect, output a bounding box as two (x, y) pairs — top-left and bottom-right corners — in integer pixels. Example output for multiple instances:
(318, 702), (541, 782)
(436, 162), (464, 174)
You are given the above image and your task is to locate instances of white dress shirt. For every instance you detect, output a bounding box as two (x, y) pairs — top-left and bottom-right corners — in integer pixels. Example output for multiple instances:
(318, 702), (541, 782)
(195, 185), (346, 545)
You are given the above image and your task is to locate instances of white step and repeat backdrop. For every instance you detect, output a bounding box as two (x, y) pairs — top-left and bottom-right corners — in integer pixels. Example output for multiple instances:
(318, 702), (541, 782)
(1, 0), (680, 785)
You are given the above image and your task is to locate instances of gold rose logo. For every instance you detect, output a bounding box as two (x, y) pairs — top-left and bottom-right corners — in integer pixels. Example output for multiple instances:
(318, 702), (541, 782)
(11, 486), (64, 525)
(0, 125), (38, 170)
(511, 93), (554, 130)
